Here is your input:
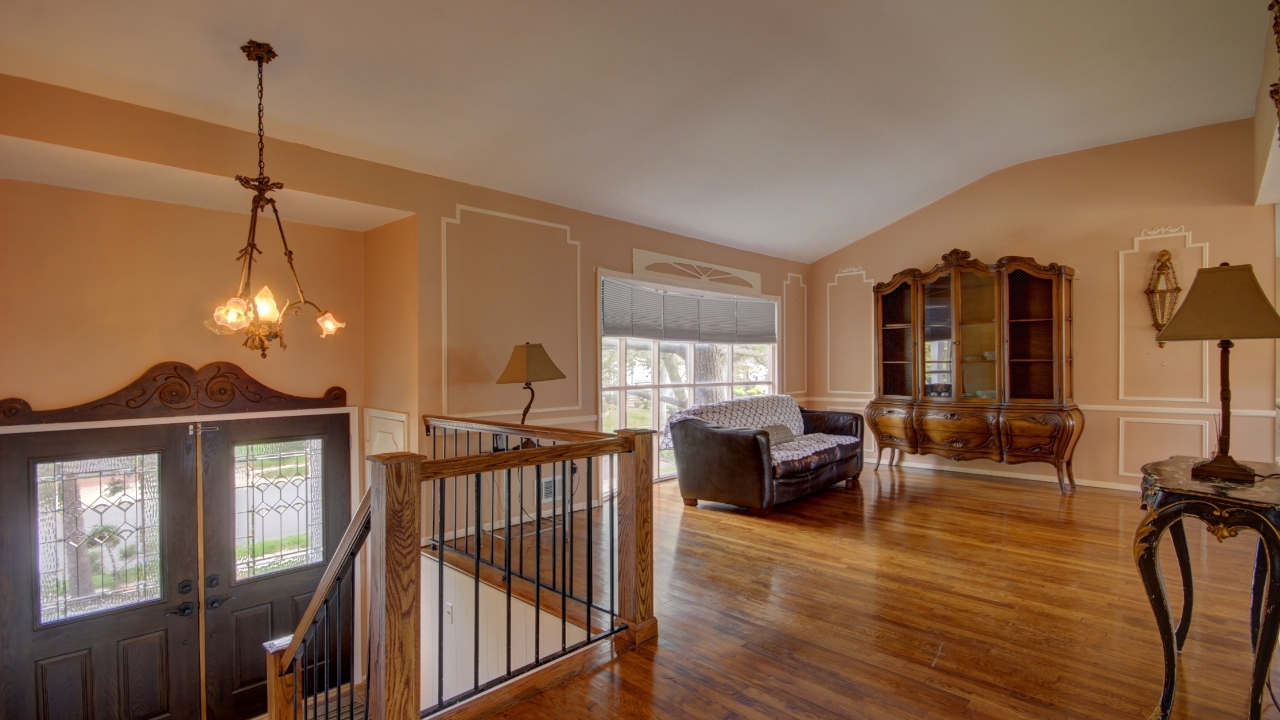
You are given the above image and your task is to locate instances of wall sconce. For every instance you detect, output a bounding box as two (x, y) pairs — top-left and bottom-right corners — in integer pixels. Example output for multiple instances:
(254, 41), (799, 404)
(1144, 249), (1181, 348)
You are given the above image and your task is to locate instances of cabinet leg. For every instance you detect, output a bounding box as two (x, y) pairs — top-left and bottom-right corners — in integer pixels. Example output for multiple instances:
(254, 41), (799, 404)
(1056, 462), (1075, 496)
(682, 497), (698, 507)
(875, 447), (885, 470)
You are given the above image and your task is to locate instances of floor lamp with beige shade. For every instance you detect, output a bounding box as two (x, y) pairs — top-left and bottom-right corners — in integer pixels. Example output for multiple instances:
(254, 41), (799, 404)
(1157, 263), (1280, 481)
(497, 342), (567, 425)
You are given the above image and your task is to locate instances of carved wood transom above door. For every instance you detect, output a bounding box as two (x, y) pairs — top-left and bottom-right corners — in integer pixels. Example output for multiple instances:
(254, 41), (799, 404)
(0, 361), (346, 426)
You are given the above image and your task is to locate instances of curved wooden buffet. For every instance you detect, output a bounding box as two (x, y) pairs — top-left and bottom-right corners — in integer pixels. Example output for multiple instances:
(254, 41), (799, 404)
(864, 249), (1084, 494)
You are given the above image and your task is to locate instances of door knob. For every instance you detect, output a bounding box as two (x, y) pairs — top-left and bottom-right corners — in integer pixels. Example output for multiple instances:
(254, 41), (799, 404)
(166, 601), (196, 617)
(207, 595), (236, 610)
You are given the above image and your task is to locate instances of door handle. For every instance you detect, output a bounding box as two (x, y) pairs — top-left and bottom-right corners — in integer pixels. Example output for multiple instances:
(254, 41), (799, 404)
(207, 595), (236, 610)
(167, 601), (196, 617)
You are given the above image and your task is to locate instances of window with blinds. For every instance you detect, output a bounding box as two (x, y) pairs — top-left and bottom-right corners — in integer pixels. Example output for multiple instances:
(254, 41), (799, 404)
(600, 276), (777, 477)
(600, 276), (777, 344)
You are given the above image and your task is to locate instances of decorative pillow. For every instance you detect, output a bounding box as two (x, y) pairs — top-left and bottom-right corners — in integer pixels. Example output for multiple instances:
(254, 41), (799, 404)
(761, 424), (795, 447)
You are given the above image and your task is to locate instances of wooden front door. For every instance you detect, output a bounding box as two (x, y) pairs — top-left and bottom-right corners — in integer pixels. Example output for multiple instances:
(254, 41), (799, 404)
(0, 424), (202, 719)
(201, 413), (351, 720)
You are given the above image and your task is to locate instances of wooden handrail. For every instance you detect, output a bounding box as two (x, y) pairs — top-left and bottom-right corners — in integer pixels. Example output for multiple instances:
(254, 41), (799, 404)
(424, 414), (612, 443)
(283, 488), (372, 663)
(264, 488), (372, 718)
(418, 436), (631, 480)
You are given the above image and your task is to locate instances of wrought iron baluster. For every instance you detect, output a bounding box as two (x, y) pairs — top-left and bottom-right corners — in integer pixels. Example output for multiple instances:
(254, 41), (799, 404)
(586, 457), (594, 641)
(505, 466), (513, 676)
(336, 575), (343, 720)
(474, 470), (482, 690)
(437, 474), (446, 708)
(561, 459), (568, 652)
(534, 459), (542, 665)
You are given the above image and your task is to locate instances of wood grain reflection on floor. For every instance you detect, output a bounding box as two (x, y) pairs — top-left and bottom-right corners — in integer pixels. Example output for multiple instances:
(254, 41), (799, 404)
(494, 467), (1280, 719)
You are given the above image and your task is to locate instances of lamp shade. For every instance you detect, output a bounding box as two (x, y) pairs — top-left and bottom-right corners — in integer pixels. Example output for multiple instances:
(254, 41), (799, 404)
(1155, 264), (1280, 342)
(496, 343), (567, 384)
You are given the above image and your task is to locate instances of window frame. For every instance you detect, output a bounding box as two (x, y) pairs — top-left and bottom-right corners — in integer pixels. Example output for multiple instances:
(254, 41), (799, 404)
(600, 337), (776, 478)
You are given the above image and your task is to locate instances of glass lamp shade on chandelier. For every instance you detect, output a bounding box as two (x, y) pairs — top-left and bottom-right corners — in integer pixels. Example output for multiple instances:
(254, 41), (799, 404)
(206, 40), (344, 358)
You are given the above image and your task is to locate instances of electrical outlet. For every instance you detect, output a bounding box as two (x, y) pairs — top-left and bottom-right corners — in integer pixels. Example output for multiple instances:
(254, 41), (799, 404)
(445, 602), (453, 624)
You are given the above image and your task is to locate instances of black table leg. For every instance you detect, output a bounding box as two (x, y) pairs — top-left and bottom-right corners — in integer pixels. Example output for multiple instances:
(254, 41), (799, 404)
(1251, 539), (1266, 653)
(1169, 519), (1194, 651)
(1135, 508), (1179, 720)
(1250, 534), (1280, 720)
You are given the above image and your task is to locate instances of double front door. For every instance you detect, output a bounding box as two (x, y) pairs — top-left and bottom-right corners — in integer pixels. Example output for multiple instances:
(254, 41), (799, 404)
(0, 413), (350, 720)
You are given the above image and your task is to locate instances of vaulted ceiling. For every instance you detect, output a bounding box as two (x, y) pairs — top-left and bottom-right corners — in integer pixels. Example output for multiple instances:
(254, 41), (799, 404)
(0, 1), (1267, 262)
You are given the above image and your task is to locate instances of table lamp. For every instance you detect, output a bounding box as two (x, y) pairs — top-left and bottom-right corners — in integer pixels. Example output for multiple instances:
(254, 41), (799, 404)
(1156, 262), (1280, 481)
(497, 342), (567, 425)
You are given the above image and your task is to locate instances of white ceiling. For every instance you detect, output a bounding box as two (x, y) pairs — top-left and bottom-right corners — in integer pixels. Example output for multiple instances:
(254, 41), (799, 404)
(0, 1), (1267, 262)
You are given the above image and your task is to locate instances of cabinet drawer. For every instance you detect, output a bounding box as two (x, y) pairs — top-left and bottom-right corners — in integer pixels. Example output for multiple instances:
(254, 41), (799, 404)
(918, 430), (999, 453)
(867, 406), (913, 429)
(871, 423), (916, 447)
(1004, 433), (1059, 456)
(1002, 413), (1064, 438)
(915, 409), (999, 435)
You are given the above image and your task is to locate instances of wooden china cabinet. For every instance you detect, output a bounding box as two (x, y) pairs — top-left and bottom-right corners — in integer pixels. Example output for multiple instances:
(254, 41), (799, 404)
(865, 249), (1084, 494)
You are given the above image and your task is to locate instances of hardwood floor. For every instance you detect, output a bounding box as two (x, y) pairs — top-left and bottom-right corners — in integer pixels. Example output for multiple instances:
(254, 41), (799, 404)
(493, 466), (1280, 719)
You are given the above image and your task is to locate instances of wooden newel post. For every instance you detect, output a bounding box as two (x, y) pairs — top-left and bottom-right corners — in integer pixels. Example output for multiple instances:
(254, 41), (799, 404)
(367, 453), (424, 719)
(615, 429), (658, 647)
(263, 638), (294, 719)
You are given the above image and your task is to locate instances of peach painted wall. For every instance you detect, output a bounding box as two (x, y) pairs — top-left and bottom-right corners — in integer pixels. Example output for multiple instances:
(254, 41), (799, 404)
(808, 120), (1275, 490)
(0, 74), (807, 449)
(363, 214), (420, 419)
(0, 179), (366, 407)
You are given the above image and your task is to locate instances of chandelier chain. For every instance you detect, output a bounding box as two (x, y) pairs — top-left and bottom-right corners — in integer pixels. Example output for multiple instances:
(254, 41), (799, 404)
(257, 58), (265, 178)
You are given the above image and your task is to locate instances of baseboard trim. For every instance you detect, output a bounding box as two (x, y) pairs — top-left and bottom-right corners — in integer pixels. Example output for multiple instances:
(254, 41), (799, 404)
(885, 460), (1139, 493)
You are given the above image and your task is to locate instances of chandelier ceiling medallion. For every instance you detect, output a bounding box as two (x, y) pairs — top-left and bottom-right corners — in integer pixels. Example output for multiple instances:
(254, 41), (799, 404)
(207, 40), (344, 358)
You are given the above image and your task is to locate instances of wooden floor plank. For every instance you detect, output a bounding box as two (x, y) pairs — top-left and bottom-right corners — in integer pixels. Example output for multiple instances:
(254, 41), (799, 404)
(491, 467), (1280, 719)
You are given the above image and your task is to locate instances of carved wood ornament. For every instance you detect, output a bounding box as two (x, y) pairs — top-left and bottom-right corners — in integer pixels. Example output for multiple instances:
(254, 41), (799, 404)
(0, 362), (346, 426)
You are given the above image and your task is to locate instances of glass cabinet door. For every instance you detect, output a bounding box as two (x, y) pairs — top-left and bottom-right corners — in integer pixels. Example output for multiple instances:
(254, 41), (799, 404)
(921, 273), (953, 399)
(879, 283), (914, 397)
(958, 270), (999, 401)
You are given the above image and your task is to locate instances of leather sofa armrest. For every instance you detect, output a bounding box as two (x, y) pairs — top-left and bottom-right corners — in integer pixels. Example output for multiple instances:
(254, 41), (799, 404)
(799, 408), (863, 440)
(670, 418), (772, 508)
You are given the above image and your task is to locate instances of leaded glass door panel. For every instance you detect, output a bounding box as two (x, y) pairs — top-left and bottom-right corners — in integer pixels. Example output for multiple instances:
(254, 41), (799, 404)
(201, 412), (351, 720)
(0, 423), (201, 719)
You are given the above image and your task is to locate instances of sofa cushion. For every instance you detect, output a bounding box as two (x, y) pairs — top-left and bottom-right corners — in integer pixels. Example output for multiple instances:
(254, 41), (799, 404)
(771, 433), (861, 477)
(663, 395), (804, 449)
(761, 424), (795, 446)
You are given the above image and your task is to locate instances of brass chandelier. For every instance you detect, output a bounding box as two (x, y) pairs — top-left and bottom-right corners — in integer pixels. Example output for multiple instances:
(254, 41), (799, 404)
(206, 40), (344, 358)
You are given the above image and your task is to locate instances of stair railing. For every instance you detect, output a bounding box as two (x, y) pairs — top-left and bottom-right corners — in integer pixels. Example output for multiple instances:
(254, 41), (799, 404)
(262, 417), (656, 720)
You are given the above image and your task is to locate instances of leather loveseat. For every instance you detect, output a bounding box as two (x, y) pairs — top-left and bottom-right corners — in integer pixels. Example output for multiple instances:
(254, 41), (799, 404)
(666, 395), (863, 515)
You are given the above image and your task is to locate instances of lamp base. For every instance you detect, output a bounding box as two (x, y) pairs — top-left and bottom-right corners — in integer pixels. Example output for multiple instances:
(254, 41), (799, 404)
(1191, 454), (1257, 483)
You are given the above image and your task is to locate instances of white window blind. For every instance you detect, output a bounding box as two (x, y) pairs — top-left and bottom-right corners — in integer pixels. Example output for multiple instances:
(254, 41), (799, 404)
(600, 277), (777, 343)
